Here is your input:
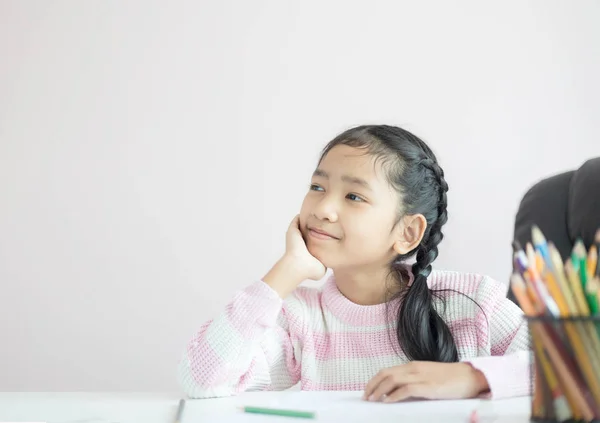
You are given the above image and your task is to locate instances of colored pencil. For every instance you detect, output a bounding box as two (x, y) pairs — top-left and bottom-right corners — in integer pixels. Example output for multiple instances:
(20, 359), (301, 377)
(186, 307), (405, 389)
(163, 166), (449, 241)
(566, 260), (591, 316)
(174, 399), (185, 423)
(589, 246), (598, 284)
(533, 321), (595, 421)
(574, 240), (589, 291)
(548, 244), (581, 315)
(532, 225), (552, 268)
(532, 330), (573, 421)
(511, 225), (600, 422)
(587, 278), (600, 315)
(242, 406), (316, 419)
(596, 230), (600, 278)
(510, 272), (593, 420)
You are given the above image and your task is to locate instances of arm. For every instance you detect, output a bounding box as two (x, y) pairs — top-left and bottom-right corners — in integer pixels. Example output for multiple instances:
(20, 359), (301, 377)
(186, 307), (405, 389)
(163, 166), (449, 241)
(466, 280), (531, 399)
(177, 280), (304, 398)
(178, 215), (327, 398)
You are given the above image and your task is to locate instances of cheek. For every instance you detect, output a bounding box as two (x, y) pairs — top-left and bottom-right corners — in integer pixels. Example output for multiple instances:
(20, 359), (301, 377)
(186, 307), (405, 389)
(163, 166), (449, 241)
(299, 195), (312, 222)
(344, 220), (392, 250)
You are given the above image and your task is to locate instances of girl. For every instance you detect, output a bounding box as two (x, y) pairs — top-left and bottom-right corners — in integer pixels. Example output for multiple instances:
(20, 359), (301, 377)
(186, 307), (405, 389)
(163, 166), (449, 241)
(178, 125), (530, 402)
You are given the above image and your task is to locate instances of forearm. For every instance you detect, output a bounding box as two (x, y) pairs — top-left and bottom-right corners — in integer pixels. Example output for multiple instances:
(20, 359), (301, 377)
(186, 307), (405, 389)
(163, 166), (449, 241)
(178, 281), (286, 397)
(263, 256), (306, 298)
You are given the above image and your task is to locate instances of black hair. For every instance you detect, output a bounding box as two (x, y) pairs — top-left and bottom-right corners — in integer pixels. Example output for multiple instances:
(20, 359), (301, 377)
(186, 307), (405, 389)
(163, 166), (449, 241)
(319, 124), (458, 362)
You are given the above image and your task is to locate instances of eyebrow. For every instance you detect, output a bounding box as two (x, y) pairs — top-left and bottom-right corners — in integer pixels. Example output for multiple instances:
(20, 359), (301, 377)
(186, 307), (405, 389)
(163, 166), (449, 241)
(312, 168), (373, 191)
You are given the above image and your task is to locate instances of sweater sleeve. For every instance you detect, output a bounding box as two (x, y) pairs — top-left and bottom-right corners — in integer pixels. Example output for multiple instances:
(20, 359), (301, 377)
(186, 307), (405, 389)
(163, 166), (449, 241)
(177, 281), (304, 398)
(464, 278), (532, 399)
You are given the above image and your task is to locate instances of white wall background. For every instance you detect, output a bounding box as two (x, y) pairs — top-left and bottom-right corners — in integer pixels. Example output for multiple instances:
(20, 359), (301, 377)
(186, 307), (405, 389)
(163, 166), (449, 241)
(1, 0), (599, 392)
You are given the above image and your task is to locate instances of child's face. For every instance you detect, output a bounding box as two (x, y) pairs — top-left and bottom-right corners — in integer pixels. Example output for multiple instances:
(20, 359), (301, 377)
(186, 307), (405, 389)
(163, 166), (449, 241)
(299, 145), (403, 271)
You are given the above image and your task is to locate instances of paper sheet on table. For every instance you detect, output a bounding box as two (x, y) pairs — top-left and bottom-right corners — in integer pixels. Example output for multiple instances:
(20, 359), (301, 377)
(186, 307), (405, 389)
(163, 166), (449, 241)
(242, 390), (481, 413)
(49, 420), (116, 423)
(193, 391), (484, 423)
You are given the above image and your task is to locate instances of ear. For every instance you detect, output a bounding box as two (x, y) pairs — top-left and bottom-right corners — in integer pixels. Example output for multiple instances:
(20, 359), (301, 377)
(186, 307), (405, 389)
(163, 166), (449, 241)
(393, 214), (428, 255)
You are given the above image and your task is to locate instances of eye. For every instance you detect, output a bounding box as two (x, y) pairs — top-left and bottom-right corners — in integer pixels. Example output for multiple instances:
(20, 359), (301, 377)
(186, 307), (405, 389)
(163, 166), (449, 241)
(310, 184), (324, 192)
(346, 193), (365, 202)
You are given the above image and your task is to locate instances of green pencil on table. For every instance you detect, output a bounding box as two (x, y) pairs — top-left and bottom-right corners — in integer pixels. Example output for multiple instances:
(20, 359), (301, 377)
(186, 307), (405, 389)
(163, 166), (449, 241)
(174, 399), (185, 423)
(242, 406), (316, 419)
(173, 397), (314, 420)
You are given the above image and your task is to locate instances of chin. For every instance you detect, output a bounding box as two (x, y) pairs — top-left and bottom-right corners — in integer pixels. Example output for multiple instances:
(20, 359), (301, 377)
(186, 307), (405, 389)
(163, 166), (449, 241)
(307, 245), (335, 268)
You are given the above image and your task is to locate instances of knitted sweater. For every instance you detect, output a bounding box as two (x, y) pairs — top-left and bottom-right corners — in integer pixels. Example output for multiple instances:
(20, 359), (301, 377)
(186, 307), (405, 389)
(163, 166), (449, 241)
(178, 270), (531, 399)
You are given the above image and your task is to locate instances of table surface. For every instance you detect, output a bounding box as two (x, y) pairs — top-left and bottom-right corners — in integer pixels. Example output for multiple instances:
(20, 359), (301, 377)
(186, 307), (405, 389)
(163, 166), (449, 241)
(0, 391), (533, 423)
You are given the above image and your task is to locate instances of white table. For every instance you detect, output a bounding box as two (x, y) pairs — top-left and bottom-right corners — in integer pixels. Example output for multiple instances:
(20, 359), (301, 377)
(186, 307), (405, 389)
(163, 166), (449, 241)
(0, 391), (532, 423)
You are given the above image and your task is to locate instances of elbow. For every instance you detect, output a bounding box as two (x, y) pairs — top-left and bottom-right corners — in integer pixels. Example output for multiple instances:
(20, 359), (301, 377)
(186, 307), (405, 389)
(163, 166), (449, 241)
(177, 353), (234, 399)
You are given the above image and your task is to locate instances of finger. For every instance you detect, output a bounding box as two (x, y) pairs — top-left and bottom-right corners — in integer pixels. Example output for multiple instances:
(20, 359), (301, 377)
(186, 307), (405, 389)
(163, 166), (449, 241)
(363, 370), (388, 400)
(368, 376), (398, 402)
(364, 365), (422, 400)
(383, 383), (431, 403)
(288, 215), (301, 232)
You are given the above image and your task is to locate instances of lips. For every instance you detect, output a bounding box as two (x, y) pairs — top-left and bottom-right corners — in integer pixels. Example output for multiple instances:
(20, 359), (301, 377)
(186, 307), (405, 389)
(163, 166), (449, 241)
(308, 227), (339, 240)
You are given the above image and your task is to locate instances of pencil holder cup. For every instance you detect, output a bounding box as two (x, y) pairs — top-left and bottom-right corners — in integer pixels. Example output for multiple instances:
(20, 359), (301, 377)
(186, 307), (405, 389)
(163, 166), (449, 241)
(526, 315), (600, 423)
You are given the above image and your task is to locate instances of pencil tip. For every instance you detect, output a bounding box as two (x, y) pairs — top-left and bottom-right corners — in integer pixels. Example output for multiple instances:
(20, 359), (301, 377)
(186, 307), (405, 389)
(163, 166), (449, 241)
(531, 225), (546, 245)
(574, 239), (587, 257)
(510, 272), (524, 285)
(526, 242), (535, 256)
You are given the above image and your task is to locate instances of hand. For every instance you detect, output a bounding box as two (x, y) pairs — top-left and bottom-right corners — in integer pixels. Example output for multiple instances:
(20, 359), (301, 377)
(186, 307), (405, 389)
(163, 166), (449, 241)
(363, 362), (489, 403)
(263, 215), (327, 298)
(284, 215), (327, 281)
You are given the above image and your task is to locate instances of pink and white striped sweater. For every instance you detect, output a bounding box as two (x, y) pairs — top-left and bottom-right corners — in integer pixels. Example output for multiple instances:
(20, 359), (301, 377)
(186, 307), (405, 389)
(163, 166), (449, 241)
(178, 269), (531, 399)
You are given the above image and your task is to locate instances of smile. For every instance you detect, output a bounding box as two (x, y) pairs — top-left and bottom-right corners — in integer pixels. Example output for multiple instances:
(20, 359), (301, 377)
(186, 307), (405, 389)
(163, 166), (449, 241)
(308, 228), (339, 240)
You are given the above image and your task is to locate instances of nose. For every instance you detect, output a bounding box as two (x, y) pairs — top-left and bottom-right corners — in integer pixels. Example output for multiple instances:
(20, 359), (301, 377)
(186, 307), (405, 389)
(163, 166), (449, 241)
(312, 194), (339, 223)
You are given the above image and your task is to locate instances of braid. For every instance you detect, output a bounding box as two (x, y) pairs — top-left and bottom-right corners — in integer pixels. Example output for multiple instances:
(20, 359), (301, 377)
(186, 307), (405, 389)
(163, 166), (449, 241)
(399, 155), (458, 362)
(412, 158), (449, 280)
